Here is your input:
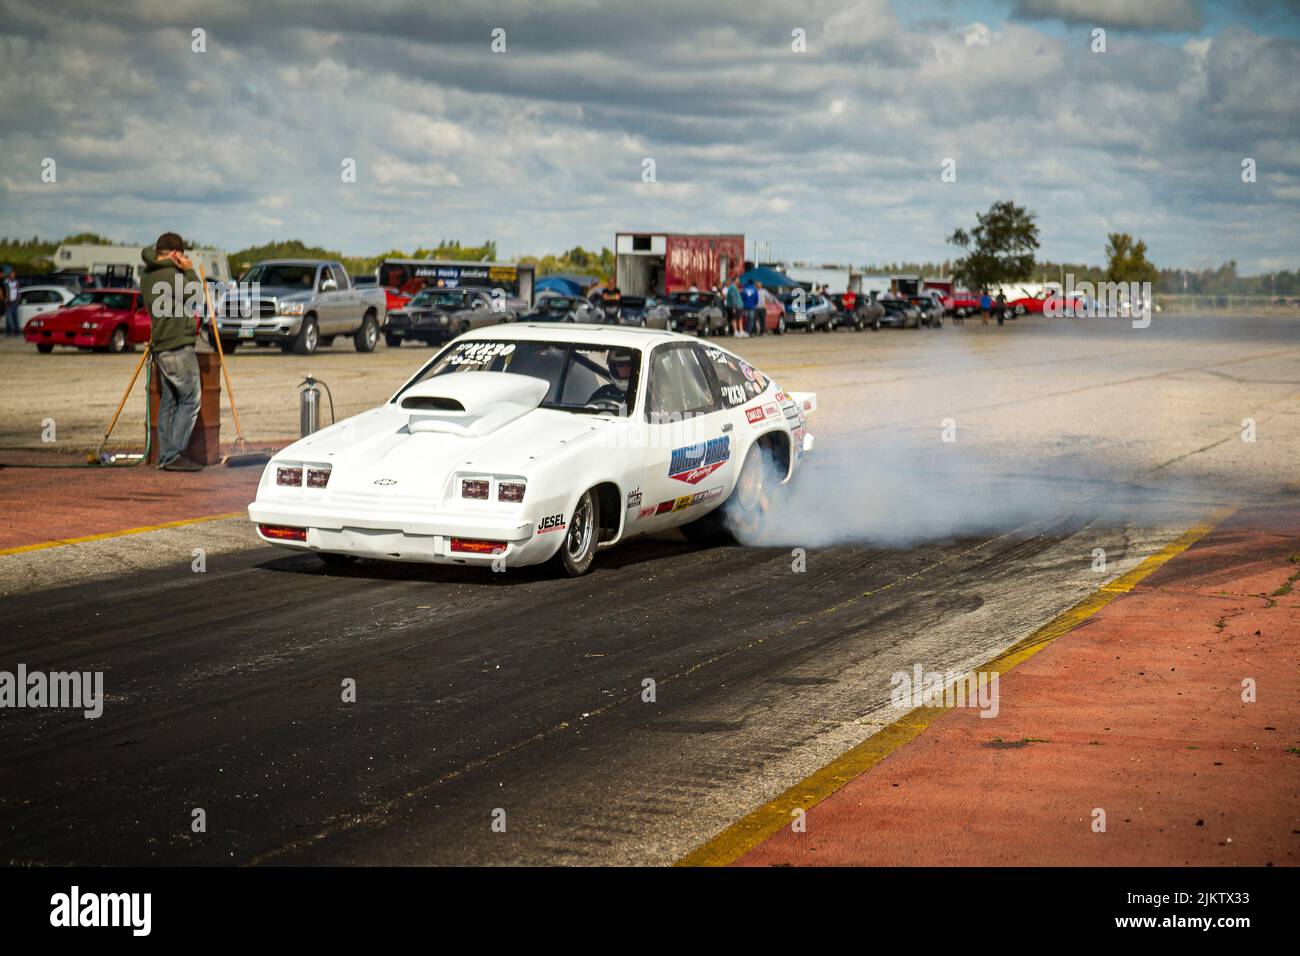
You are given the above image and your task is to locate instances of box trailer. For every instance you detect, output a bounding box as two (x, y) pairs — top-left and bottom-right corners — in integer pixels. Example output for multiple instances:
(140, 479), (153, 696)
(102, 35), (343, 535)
(50, 243), (231, 285)
(614, 233), (744, 297)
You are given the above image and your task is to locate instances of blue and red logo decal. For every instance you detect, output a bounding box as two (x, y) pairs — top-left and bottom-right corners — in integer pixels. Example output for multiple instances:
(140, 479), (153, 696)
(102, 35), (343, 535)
(668, 436), (730, 484)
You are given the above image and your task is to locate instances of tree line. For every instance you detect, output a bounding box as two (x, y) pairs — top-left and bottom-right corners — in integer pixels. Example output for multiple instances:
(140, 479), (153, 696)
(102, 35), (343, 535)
(3, 224), (1296, 296)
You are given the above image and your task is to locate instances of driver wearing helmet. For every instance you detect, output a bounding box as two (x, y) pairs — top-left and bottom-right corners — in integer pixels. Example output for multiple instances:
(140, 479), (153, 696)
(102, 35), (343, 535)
(587, 347), (634, 410)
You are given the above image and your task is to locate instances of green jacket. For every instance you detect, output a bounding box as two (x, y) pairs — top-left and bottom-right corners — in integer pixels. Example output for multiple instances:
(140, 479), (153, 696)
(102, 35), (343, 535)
(140, 246), (200, 352)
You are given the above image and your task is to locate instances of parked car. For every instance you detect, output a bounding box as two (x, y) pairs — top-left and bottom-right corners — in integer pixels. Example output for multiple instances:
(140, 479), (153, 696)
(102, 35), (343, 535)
(656, 291), (728, 336)
(12, 284), (75, 330)
(780, 292), (836, 332)
(385, 286), (519, 347)
(247, 324), (817, 576)
(755, 289), (787, 333)
(828, 292), (884, 331)
(521, 294), (600, 323)
(878, 297), (921, 329)
(24, 289), (152, 353)
(942, 291), (980, 318)
(914, 297), (945, 328)
(213, 260), (387, 354)
(614, 295), (669, 329)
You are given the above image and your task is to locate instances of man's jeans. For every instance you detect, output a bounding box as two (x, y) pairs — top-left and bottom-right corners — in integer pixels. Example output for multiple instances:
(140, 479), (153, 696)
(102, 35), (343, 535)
(4, 303), (18, 336)
(155, 346), (201, 466)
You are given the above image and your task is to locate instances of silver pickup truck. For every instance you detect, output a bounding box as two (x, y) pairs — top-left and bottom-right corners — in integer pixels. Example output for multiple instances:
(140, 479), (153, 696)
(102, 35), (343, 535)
(212, 259), (387, 354)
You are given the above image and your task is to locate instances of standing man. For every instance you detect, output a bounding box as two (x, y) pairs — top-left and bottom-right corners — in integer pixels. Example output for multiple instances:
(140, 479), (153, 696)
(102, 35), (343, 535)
(141, 233), (204, 472)
(753, 281), (768, 336)
(741, 276), (759, 337)
(995, 290), (1007, 326)
(599, 281), (622, 324)
(725, 276), (744, 337)
(979, 288), (992, 325)
(3, 268), (19, 337)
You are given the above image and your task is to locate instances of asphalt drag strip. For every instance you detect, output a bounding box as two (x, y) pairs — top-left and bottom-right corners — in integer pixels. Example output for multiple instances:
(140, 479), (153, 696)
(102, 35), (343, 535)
(0, 500), (1204, 865)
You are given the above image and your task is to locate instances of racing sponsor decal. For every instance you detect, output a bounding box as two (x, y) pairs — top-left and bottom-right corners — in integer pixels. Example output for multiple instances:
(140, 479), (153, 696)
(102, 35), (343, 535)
(637, 505), (657, 520)
(626, 488), (642, 510)
(448, 341), (516, 366)
(763, 402), (780, 419)
(650, 485), (724, 517)
(671, 486), (723, 512)
(744, 406), (766, 425)
(668, 436), (730, 484)
(536, 513), (566, 534)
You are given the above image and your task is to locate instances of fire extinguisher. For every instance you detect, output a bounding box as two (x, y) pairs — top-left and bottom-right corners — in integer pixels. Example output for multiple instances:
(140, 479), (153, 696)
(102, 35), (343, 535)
(299, 374), (335, 437)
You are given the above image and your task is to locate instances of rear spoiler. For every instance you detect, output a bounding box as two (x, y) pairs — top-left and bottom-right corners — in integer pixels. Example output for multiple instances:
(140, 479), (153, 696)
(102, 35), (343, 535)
(789, 391), (817, 414)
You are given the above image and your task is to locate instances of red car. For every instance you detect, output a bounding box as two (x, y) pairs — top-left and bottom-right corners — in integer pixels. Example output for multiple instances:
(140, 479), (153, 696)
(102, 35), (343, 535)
(941, 292), (981, 317)
(24, 289), (152, 353)
(383, 286), (412, 312)
(756, 288), (788, 333)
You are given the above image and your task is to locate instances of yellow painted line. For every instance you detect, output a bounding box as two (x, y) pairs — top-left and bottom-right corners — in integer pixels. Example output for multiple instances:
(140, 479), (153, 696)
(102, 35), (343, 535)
(676, 510), (1232, 867)
(0, 511), (245, 557)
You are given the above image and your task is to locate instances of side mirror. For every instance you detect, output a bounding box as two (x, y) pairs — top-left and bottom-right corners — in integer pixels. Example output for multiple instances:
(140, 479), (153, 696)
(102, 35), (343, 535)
(321, 278), (338, 292)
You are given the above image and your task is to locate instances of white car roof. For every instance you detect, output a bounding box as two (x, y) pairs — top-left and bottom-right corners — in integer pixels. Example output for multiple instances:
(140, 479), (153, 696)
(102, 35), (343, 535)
(457, 322), (690, 350)
(23, 285), (75, 294)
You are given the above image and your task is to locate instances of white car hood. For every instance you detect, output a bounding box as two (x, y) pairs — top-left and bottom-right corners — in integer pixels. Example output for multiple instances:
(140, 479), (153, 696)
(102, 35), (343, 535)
(276, 372), (605, 501)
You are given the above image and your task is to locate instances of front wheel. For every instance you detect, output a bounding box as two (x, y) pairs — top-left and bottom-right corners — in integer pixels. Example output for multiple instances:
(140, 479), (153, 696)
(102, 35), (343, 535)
(551, 487), (599, 577)
(354, 312), (379, 352)
(37, 343), (54, 353)
(776, 315), (786, 334)
(108, 325), (128, 353)
(292, 315), (319, 355)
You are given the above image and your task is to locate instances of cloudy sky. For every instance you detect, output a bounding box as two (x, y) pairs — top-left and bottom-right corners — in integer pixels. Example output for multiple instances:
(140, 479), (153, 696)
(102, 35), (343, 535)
(1, 0), (1298, 271)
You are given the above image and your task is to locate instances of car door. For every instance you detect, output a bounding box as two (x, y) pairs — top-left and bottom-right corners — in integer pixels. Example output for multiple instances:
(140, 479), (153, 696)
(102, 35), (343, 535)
(329, 264), (357, 331)
(131, 295), (151, 343)
(315, 266), (342, 334)
(637, 342), (736, 531)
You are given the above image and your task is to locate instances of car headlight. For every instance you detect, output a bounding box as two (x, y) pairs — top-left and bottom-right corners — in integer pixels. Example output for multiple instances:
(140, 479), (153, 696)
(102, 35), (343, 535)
(439, 315), (448, 325)
(279, 301), (305, 316)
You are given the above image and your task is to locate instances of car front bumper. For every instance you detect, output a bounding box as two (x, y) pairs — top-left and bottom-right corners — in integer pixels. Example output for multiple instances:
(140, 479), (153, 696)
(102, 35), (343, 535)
(213, 317), (302, 341)
(247, 499), (562, 567)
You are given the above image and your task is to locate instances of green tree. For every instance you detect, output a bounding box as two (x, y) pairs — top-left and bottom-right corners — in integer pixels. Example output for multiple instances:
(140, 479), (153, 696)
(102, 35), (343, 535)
(947, 200), (1040, 291)
(1104, 233), (1158, 285)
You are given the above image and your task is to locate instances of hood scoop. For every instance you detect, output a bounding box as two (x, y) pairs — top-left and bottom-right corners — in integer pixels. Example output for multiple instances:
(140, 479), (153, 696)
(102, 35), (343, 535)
(399, 371), (549, 438)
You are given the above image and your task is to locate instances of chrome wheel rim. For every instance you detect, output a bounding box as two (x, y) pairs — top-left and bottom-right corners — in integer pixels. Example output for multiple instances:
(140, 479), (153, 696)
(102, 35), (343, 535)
(365, 321), (377, 347)
(566, 493), (594, 561)
(305, 322), (318, 351)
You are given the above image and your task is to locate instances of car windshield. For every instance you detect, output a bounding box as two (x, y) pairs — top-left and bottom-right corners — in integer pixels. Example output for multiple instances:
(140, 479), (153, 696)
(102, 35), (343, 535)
(537, 297), (576, 311)
(401, 340), (641, 415)
(619, 296), (646, 309)
(670, 293), (706, 305)
(411, 290), (468, 308)
(68, 292), (133, 309)
(239, 264), (319, 287)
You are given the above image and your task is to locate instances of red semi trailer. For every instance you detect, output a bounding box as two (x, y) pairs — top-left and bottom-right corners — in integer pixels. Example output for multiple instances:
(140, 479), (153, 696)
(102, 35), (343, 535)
(614, 232), (744, 297)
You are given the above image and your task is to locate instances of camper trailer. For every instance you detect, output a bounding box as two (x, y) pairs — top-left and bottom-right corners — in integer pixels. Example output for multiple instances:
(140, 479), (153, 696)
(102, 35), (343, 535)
(49, 243), (231, 286)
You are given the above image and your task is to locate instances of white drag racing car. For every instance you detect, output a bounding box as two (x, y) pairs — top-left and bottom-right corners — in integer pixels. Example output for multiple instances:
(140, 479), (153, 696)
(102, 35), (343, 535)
(248, 324), (816, 576)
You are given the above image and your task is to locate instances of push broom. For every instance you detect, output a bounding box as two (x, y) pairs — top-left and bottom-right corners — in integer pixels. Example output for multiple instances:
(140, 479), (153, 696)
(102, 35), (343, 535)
(197, 265), (272, 468)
